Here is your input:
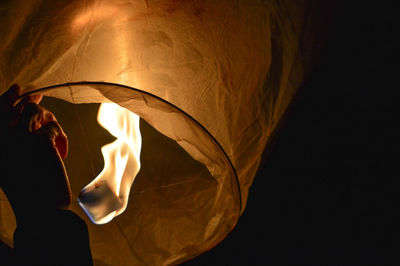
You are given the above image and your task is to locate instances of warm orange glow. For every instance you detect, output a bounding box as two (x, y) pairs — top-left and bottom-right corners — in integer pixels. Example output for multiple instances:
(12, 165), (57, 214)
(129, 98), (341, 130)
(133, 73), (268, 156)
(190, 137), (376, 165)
(71, 3), (120, 31)
(78, 103), (141, 224)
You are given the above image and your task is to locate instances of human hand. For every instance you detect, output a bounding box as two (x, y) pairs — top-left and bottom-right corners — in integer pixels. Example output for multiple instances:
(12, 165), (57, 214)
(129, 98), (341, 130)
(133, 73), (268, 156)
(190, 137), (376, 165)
(0, 84), (71, 225)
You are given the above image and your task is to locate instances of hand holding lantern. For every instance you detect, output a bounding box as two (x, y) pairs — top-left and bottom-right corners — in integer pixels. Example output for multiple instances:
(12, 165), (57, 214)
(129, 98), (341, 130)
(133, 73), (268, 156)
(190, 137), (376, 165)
(0, 84), (71, 225)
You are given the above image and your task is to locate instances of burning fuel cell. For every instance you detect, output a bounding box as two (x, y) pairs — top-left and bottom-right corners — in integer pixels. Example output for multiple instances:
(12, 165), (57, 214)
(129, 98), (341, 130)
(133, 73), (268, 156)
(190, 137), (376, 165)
(78, 103), (142, 225)
(78, 181), (123, 224)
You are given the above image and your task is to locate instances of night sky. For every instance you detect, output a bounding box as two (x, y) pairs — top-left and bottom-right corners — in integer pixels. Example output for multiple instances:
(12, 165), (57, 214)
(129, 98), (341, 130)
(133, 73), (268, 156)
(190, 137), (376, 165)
(185, 1), (396, 265)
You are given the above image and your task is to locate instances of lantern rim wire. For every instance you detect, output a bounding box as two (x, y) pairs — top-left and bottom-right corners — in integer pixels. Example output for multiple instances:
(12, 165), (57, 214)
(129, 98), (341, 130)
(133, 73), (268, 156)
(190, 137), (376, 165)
(20, 81), (242, 262)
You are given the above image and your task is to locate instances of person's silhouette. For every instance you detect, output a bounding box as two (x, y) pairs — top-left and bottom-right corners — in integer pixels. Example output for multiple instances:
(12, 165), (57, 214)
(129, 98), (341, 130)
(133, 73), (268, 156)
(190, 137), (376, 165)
(0, 84), (93, 265)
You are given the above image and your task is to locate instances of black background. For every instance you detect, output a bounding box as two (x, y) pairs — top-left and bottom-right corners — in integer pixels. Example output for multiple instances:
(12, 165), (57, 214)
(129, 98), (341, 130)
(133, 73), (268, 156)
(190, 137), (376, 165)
(185, 1), (397, 265)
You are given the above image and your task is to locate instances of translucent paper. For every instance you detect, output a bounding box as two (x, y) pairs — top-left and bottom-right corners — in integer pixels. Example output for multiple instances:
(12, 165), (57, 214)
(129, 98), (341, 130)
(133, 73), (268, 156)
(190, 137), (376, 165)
(0, 0), (333, 264)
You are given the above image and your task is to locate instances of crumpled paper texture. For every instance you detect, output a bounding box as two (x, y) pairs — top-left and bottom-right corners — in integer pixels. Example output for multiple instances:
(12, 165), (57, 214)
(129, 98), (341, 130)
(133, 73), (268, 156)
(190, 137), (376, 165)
(0, 0), (333, 264)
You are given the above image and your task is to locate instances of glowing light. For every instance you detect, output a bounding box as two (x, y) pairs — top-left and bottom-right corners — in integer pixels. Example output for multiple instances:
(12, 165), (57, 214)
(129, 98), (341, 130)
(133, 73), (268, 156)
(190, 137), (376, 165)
(71, 3), (119, 31)
(78, 103), (142, 224)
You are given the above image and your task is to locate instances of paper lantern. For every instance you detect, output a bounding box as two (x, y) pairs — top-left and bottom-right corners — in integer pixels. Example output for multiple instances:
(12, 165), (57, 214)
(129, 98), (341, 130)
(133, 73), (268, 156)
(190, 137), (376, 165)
(0, 0), (333, 264)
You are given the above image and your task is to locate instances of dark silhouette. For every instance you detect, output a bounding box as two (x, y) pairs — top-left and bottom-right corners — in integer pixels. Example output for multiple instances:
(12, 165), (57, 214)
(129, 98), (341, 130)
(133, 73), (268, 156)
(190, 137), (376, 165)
(0, 85), (92, 265)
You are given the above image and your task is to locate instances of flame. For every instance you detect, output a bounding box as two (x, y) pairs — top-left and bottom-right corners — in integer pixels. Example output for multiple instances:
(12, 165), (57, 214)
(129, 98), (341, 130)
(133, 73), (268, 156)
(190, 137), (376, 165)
(78, 103), (142, 224)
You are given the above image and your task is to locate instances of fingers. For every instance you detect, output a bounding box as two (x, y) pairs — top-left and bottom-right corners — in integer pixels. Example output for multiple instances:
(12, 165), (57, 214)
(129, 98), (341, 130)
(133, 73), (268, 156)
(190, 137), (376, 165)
(18, 102), (58, 132)
(30, 124), (72, 209)
(1, 83), (42, 108)
(35, 120), (68, 159)
(14, 94), (43, 114)
(18, 103), (54, 132)
(18, 102), (68, 158)
(1, 84), (43, 132)
(0, 84), (41, 110)
(28, 94), (43, 104)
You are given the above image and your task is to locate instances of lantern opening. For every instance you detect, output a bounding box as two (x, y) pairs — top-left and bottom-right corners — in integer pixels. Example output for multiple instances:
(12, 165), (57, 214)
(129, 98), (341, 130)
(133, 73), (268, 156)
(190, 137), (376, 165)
(0, 82), (240, 264)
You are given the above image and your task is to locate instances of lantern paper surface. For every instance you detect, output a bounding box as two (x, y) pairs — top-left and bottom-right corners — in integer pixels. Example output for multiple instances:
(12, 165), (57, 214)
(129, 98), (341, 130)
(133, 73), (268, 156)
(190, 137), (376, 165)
(0, 0), (334, 264)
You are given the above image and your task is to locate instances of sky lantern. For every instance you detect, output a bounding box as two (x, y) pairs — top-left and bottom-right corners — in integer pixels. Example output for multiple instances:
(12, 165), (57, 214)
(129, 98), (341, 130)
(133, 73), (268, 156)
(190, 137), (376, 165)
(0, 0), (334, 264)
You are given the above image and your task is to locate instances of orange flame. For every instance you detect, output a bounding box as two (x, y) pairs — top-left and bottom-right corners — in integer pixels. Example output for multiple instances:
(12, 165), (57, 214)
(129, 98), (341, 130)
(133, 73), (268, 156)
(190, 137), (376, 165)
(78, 103), (141, 224)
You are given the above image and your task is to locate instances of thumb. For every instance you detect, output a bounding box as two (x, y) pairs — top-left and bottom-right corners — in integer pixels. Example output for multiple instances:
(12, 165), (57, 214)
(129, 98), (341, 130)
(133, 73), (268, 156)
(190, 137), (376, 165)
(33, 121), (72, 209)
(35, 120), (68, 159)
